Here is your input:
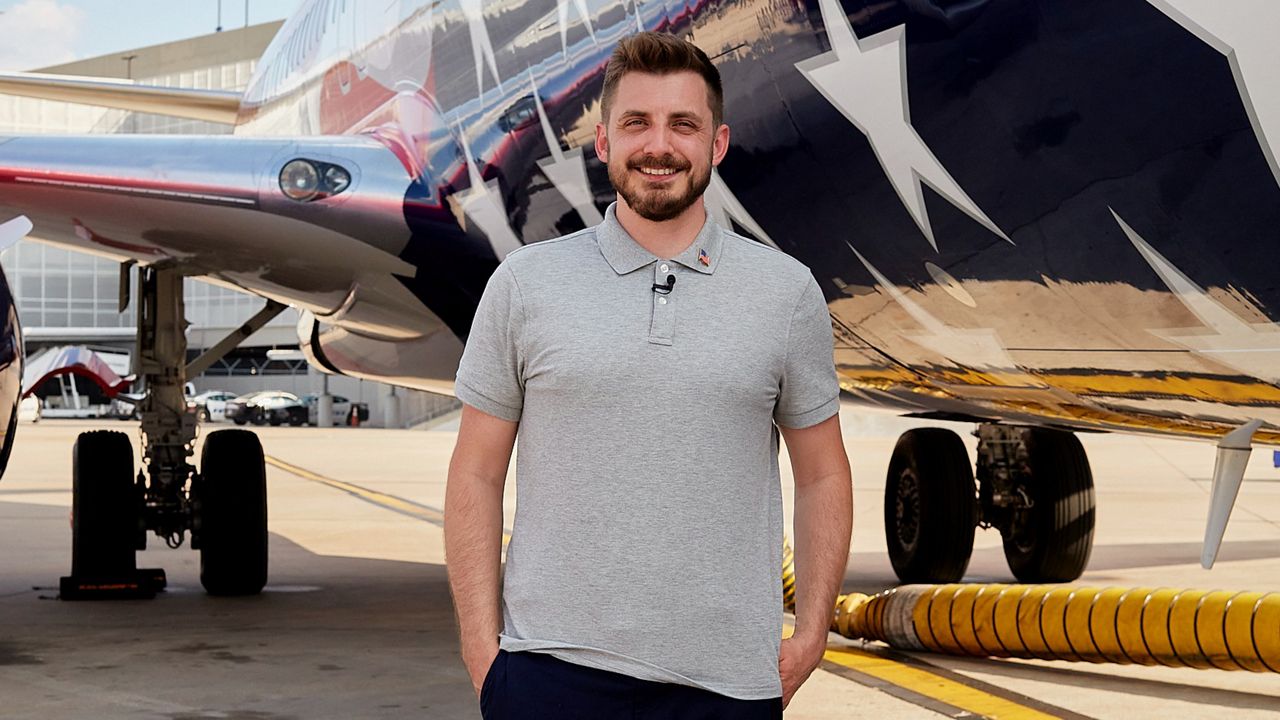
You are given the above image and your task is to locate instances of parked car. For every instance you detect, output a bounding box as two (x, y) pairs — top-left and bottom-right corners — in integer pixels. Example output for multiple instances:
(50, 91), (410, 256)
(107, 396), (141, 420)
(191, 390), (238, 422)
(224, 391), (272, 425)
(301, 394), (370, 426)
(254, 392), (308, 426)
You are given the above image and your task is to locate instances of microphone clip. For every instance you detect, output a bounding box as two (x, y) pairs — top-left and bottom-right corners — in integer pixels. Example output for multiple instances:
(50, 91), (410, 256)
(652, 274), (676, 295)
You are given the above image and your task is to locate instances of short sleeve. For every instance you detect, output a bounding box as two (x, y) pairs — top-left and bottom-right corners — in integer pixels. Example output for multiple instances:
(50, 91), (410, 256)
(774, 276), (839, 428)
(455, 262), (526, 422)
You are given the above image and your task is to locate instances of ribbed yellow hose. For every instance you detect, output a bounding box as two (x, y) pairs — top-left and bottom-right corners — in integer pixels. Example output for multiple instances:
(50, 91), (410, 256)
(821, 584), (1280, 672)
(782, 536), (796, 612)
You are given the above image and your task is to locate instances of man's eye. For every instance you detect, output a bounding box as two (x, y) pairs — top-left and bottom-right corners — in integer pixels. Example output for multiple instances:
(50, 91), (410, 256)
(624, 119), (645, 127)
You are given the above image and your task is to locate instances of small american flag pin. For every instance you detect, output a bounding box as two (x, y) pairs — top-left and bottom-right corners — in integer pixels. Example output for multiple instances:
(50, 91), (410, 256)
(698, 249), (710, 266)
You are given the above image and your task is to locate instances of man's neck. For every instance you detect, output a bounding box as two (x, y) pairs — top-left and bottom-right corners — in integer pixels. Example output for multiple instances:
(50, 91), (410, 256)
(614, 197), (708, 260)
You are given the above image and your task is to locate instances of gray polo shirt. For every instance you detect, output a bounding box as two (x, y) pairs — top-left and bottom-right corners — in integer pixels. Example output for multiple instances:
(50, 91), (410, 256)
(455, 202), (839, 700)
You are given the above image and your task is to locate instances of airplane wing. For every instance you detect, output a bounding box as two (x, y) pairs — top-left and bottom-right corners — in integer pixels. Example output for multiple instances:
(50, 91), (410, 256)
(0, 72), (241, 124)
(0, 132), (437, 341)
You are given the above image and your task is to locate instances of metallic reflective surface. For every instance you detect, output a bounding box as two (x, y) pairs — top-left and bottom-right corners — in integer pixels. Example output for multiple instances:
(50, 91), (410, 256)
(0, 71), (242, 124)
(2, 0), (1280, 444)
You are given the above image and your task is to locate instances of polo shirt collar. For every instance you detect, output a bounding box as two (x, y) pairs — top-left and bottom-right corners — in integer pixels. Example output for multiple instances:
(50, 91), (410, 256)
(596, 201), (723, 276)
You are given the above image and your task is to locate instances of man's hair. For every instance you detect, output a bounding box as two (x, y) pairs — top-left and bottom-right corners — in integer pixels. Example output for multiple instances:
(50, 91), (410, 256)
(600, 32), (724, 128)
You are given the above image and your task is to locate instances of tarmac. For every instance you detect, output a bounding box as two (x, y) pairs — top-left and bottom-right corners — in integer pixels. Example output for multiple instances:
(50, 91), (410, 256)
(0, 409), (1277, 719)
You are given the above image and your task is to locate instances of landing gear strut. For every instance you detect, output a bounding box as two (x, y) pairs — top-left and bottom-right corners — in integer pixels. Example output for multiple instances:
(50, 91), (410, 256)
(60, 264), (284, 599)
(977, 424), (1096, 582)
(883, 423), (1096, 584)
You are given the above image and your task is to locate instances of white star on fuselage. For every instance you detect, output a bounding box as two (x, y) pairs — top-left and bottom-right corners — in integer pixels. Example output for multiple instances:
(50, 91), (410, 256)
(705, 171), (780, 249)
(557, 0), (597, 53)
(1113, 209), (1280, 384)
(850, 244), (1026, 372)
(530, 71), (603, 226)
(453, 128), (523, 259)
(460, 0), (502, 95)
(1148, 0), (1280, 190)
(796, 0), (1011, 250)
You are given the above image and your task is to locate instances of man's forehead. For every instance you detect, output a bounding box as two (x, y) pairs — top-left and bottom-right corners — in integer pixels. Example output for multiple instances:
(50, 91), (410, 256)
(613, 71), (712, 117)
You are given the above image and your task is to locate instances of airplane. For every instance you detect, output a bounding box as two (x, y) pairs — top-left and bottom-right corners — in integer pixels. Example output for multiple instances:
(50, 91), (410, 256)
(0, 0), (1276, 597)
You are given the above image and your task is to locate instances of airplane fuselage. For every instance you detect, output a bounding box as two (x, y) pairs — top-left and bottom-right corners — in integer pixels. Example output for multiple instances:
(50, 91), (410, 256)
(8, 0), (1280, 445)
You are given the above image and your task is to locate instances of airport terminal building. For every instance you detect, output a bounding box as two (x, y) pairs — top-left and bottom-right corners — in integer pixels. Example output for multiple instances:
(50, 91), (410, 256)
(0, 23), (457, 426)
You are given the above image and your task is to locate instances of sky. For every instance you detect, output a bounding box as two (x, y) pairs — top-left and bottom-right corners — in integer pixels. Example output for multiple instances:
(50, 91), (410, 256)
(0, 0), (304, 71)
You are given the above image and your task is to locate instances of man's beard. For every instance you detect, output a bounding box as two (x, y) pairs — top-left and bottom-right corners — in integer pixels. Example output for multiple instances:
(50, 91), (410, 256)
(608, 152), (712, 222)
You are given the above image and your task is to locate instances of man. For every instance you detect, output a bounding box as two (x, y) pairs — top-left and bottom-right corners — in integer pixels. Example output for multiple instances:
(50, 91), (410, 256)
(444, 31), (852, 719)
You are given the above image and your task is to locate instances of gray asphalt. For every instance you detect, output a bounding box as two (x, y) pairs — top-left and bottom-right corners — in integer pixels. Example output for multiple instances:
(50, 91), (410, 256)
(0, 413), (1276, 719)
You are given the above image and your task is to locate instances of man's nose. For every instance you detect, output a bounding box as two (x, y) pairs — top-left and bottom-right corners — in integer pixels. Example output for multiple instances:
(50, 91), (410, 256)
(641, 125), (676, 155)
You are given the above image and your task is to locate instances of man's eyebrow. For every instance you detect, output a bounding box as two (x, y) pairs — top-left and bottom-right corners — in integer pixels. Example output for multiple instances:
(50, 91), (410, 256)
(615, 109), (705, 122)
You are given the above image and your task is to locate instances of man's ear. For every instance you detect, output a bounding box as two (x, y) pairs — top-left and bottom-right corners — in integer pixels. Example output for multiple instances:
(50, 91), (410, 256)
(595, 123), (609, 163)
(711, 123), (730, 167)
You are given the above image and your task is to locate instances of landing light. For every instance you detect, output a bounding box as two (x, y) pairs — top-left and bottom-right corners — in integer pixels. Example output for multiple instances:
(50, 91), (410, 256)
(323, 165), (351, 194)
(279, 159), (351, 202)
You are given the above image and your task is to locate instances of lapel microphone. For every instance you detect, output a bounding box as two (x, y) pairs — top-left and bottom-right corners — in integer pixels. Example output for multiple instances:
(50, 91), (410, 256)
(652, 274), (676, 295)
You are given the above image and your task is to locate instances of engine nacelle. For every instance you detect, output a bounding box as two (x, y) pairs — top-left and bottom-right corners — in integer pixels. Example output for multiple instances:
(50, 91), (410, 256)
(296, 309), (462, 397)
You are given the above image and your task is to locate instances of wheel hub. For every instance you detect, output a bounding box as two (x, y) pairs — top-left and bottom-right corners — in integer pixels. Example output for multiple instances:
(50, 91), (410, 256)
(895, 468), (921, 553)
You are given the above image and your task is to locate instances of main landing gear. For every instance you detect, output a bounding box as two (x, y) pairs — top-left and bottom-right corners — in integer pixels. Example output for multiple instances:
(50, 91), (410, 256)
(884, 423), (1096, 584)
(60, 265), (284, 599)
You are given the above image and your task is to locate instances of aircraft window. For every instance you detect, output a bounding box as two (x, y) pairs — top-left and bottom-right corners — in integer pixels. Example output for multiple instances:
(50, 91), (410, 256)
(499, 96), (540, 133)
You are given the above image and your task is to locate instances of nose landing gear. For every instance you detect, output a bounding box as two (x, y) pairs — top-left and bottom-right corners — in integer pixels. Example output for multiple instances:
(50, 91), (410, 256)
(59, 265), (283, 600)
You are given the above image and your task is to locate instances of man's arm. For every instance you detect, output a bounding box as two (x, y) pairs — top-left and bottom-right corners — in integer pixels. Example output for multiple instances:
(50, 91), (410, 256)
(777, 413), (852, 707)
(444, 404), (519, 697)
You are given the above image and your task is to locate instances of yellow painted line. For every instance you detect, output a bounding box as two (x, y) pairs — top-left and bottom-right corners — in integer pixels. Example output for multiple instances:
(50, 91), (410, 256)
(786, 619), (1074, 719)
(822, 645), (1061, 720)
(264, 455), (512, 545)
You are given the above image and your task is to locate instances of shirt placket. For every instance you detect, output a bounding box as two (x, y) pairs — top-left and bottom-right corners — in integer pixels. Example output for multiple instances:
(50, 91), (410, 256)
(648, 261), (675, 346)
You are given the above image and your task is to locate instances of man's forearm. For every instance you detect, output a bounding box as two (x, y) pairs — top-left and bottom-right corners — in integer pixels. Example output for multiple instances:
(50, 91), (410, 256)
(444, 470), (506, 647)
(792, 470), (853, 640)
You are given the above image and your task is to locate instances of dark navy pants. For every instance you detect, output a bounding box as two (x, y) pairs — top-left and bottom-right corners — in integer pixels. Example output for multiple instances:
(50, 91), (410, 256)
(479, 650), (783, 719)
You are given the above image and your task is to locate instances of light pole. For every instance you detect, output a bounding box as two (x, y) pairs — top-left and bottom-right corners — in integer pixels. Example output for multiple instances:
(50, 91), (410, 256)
(121, 54), (138, 80)
(216, 0), (223, 32)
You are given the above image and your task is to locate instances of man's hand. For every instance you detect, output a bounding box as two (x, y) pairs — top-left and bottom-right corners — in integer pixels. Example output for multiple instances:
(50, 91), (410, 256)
(463, 639), (501, 699)
(446, 405), (517, 702)
(779, 632), (827, 708)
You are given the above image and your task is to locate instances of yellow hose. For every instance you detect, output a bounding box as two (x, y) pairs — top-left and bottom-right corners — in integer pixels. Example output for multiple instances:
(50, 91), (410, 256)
(821, 584), (1280, 672)
(782, 536), (796, 612)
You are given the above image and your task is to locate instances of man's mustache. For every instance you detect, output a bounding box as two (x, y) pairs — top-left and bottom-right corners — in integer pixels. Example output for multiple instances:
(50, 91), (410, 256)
(627, 155), (690, 171)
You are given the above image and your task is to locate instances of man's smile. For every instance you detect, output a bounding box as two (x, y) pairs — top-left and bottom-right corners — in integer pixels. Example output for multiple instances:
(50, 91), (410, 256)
(633, 166), (683, 182)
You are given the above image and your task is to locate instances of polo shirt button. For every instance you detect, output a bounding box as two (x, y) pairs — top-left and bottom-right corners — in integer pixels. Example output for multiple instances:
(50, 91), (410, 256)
(658, 297), (667, 305)
(660, 263), (669, 273)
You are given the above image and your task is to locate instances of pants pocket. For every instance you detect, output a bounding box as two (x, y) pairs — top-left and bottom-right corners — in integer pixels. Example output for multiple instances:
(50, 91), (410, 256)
(479, 650), (506, 717)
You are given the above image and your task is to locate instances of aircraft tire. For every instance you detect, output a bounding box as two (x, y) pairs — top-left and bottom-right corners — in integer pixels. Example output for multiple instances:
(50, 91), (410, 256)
(197, 429), (267, 596)
(70, 431), (138, 577)
(1000, 428), (1095, 583)
(884, 428), (977, 583)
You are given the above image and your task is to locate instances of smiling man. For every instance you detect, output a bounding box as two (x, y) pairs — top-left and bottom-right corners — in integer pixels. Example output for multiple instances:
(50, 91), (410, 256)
(444, 31), (852, 719)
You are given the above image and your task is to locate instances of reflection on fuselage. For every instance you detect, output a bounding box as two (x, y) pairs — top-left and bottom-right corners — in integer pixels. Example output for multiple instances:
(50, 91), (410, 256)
(229, 0), (1280, 442)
